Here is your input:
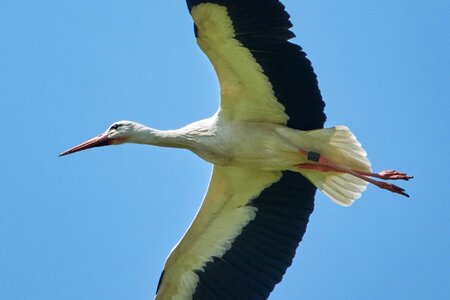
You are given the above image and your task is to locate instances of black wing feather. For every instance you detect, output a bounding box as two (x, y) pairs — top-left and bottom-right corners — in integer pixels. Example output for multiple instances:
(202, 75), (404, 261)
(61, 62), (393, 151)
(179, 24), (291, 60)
(187, 0), (326, 130)
(193, 172), (316, 299)
(179, 1), (324, 299)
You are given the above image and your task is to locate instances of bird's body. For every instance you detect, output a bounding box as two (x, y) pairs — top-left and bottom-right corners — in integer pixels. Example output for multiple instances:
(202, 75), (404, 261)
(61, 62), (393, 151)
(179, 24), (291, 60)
(109, 117), (364, 174)
(168, 116), (305, 170)
(61, 0), (412, 299)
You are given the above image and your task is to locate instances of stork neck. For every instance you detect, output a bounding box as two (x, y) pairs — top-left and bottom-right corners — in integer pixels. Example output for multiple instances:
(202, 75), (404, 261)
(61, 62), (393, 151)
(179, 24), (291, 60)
(131, 127), (195, 150)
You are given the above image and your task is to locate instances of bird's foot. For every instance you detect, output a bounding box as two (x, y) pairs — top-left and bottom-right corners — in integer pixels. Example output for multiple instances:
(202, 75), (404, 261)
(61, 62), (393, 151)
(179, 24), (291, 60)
(370, 180), (410, 197)
(298, 149), (412, 198)
(354, 170), (413, 181)
(377, 170), (413, 181)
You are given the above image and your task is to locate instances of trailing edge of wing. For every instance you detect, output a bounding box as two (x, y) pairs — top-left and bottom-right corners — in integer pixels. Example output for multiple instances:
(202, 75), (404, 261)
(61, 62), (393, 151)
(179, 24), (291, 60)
(155, 167), (316, 299)
(187, 0), (326, 131)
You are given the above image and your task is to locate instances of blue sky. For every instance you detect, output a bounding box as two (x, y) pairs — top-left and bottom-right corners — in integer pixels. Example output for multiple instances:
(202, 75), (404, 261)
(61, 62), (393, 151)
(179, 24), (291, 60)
(1, 0), (449, 299)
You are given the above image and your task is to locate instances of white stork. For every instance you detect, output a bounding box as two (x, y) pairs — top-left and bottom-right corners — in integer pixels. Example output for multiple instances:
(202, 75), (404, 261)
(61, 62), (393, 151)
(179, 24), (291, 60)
(60, 0), (412, 299)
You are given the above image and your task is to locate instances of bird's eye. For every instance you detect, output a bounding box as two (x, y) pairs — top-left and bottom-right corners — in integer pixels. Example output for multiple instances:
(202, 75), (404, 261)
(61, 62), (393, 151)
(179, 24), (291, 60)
(110, 124), (121, 130)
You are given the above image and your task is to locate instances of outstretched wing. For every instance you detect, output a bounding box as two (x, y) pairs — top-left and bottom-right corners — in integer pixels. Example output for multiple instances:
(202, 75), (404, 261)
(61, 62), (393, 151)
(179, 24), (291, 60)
(187, 0), (326, 130)
(155, 167), (316, 299)
(155, 1), (327, 298)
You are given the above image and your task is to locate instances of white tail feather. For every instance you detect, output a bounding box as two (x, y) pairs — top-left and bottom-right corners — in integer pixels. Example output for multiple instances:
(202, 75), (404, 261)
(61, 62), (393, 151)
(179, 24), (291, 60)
(300, 126), (371, 206)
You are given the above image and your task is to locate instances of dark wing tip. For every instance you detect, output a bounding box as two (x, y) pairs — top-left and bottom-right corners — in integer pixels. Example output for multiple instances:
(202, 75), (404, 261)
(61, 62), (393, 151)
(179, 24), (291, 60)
(186, 0), (326, 130)
(192, 172), (316, 299)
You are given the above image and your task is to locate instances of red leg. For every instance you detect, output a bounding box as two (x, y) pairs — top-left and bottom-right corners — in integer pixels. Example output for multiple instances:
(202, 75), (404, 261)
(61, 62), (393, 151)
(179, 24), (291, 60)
(298, 150), (411, 197)
(295, 163), (337, 173)
(357, 170), (413, 181)
(298, 162), (410, 197)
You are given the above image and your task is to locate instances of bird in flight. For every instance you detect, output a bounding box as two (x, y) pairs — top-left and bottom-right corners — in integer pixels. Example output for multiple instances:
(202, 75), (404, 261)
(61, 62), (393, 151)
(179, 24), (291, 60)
(60, 0), (412, 299)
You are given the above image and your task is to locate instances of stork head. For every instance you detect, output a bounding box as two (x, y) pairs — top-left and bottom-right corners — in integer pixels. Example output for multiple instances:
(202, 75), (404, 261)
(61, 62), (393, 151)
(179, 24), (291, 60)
(59, 120), (143, 157)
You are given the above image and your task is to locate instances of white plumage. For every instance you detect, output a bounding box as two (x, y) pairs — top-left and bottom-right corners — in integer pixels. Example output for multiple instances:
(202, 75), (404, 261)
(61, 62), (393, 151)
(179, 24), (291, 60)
(60, 1), (412, 299)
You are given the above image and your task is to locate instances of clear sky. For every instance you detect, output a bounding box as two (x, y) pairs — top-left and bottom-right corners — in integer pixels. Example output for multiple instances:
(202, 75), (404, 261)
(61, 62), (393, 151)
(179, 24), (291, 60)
(1, 1), (449, 299)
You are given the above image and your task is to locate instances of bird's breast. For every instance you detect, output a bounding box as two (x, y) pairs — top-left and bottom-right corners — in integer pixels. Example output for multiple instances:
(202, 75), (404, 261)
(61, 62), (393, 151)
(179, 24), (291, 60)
(191, 122), (303, 171)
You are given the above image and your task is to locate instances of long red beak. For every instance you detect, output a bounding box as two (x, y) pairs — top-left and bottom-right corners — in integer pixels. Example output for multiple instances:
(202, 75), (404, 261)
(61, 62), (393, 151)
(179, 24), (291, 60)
(59, 133), (112, 157)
